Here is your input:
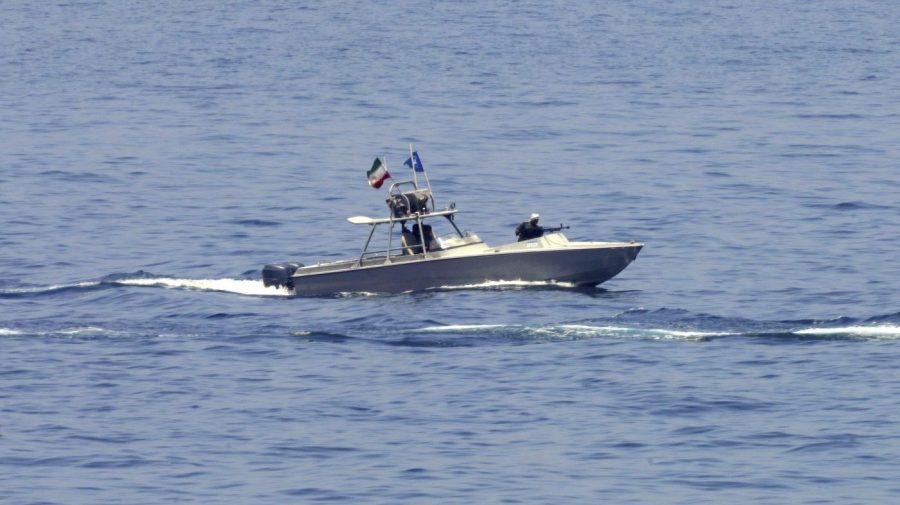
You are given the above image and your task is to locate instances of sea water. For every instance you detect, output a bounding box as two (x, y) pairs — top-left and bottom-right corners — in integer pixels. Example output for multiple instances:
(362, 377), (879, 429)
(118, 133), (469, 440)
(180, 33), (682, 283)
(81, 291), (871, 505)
(2, 1), (900, 503)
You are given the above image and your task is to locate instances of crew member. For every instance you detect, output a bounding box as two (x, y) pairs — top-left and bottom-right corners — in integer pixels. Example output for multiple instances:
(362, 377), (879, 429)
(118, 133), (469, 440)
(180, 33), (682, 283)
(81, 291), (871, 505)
(400, 222), (420, 255)
(515, 213), (544, 241)
(421, 223), (439, 252)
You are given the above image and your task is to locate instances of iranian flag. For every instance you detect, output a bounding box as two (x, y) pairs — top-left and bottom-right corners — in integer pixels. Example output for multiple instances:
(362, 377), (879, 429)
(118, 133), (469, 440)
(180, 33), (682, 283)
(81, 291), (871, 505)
(367, 157), (391, 189)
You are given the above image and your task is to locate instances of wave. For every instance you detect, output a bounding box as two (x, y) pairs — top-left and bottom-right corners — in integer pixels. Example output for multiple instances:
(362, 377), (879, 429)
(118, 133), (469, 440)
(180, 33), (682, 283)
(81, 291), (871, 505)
(414, 323), (733, 342)
(3, 274), (900, 343)
(5, 321), (899, 345)
(410, 323), (900, 343)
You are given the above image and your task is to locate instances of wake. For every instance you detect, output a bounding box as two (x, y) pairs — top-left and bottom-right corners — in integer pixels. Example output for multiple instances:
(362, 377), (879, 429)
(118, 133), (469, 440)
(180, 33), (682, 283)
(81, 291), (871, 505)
(0, 276), (291, 298)
(414, 323), (900, 341)
(114, 277), (291, 297)
(430, 279), (577, 291)
(793, 325), (900, 338)
(416, 323), (732, 341)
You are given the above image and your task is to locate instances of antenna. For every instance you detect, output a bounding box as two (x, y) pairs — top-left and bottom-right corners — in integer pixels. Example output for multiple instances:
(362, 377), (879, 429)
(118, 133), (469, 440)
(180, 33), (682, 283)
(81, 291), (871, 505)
(409, 144), (419, 190)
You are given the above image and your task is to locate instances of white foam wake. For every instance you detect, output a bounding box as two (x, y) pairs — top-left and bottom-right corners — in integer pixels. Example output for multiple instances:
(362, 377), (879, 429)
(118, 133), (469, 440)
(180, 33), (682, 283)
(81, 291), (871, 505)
(0, 281), (101, 294)
(418, 324), (510, 332)
(416, 323), (731, 341)
(433, 279), (577, 290)
(115, 278), (292, 297)
(419, 323), (900, 341)
(793, 325), (900, 338)
(594, 325), (727, 339)
(532, 324), (730, 341)
(0, 326), (119, 337)
(55, 326), (112, 336)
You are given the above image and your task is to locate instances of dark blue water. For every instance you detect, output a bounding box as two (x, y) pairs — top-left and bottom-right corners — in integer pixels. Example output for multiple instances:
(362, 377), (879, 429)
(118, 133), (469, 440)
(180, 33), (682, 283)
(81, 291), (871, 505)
(3, 1), (900, 503)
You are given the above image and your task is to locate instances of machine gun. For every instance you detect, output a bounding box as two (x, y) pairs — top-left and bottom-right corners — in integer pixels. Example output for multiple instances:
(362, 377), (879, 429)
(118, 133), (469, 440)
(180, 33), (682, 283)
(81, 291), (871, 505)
(542, 224), (570, 233)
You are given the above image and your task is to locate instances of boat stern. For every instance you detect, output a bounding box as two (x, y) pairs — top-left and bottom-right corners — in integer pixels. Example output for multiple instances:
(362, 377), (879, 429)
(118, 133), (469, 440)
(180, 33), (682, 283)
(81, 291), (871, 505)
(262, 262), (303, 289)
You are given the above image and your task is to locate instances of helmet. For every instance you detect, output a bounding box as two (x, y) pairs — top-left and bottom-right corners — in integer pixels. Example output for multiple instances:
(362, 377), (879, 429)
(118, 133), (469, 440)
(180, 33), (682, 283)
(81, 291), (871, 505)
(529, 213), (540, 221)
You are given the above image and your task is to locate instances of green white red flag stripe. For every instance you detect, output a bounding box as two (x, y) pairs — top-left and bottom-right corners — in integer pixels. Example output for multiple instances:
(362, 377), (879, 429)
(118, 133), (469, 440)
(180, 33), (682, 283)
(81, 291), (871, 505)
(367, 157), (391, 189)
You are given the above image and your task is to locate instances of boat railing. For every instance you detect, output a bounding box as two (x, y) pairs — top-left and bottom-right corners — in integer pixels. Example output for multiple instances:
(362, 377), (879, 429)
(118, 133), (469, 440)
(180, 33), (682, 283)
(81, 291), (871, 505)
(359, 245), (424, 263)
(357, 231), (483, 264)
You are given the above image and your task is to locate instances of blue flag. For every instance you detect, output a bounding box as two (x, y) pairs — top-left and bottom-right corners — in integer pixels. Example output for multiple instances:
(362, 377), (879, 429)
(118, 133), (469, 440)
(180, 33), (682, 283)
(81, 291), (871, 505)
(403, 151), (425, 172)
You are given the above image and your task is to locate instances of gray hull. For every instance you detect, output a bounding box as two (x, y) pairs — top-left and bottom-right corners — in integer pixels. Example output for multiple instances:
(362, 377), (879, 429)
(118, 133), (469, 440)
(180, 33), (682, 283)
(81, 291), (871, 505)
(290, 244), (642, 295)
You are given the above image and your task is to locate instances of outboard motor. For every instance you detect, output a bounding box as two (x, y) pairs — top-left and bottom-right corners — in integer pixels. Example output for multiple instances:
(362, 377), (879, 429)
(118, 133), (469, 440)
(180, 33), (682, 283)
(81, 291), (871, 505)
(262, 262), (303, 289)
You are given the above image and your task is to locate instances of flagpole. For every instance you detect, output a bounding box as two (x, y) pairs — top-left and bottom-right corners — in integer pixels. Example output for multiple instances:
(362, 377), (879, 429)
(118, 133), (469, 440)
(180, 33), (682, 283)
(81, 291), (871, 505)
(409, 143), (419, 189)
(421, 153), (435, 209)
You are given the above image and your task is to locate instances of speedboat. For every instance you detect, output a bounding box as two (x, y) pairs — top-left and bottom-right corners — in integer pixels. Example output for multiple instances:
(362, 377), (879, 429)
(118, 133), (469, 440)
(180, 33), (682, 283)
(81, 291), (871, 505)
(263, 150), (642, 295)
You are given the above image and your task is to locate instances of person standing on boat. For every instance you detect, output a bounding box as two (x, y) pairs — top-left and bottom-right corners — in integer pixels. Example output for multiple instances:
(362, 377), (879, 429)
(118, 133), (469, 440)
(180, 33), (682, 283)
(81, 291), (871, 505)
(515, 213), (545, 241)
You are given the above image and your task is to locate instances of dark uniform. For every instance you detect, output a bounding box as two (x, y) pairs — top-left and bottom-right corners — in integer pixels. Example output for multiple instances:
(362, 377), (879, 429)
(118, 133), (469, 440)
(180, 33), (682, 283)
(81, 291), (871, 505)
(400, 223), (420, 255)
(515, 216), (544, 241)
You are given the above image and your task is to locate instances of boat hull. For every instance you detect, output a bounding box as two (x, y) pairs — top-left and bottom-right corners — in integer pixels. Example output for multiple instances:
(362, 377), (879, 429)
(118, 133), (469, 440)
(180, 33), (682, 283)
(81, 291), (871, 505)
(288, 243), (642, 295)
